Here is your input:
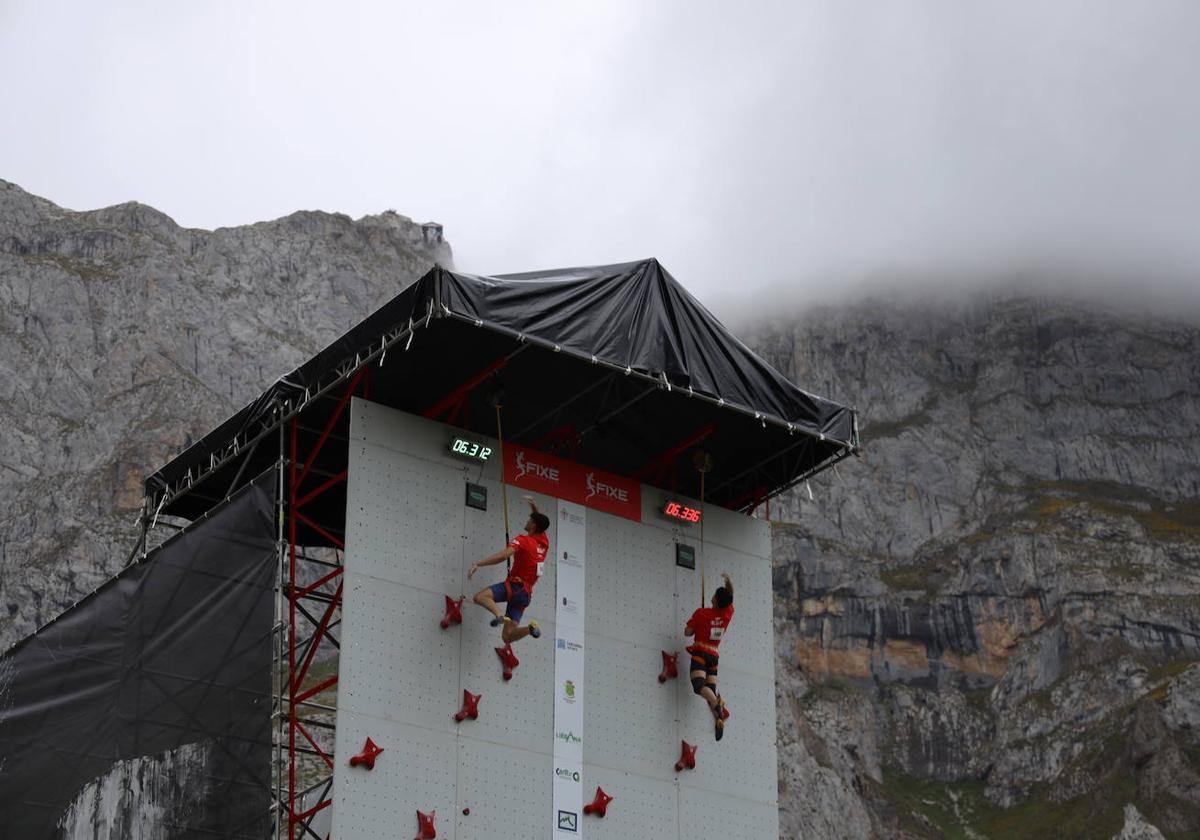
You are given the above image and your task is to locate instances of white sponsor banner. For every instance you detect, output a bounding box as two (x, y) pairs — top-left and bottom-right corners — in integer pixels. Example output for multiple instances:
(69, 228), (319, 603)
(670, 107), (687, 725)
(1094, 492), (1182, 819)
(553, 502), (586, 837)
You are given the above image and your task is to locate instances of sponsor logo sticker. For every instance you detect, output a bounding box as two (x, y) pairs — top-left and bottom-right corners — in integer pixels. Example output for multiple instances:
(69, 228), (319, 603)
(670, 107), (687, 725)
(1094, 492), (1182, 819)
(585, 471), (630, 503)
(515, 451), (560, 483)
(557, 810), (578, 832)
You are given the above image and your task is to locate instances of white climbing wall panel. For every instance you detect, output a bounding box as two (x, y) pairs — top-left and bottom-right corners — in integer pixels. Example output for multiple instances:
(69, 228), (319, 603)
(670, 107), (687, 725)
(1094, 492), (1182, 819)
(331, 399), (778, 839)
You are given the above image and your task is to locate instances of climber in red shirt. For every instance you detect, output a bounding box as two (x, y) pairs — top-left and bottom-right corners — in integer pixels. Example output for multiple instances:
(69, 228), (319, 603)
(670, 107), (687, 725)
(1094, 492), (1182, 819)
(685, 572), (734, 740)
(469, 495), (549, 645)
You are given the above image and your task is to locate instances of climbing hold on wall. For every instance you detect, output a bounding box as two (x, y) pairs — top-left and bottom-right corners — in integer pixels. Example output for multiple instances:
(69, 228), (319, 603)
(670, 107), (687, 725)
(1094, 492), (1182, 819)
(414, 809), (437, 839)
(349, 737), (384, 770)
(495, 643), (520, 681)
(583, 786), (614, 817)
(454, 689), (482, 722)
(675, 740), (698, 772)
(440, 595), (465, 629)
(658, 650), (678, 683)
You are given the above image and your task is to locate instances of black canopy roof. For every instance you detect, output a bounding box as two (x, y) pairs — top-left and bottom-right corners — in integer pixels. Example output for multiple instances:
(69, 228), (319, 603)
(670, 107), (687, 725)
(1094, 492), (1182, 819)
(146, 259), (857, 540)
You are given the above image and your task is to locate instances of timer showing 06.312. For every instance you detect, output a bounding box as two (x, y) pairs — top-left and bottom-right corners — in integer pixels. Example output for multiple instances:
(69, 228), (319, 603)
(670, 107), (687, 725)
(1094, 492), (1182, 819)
(662, 500), (702, 524)
(448, 437), (493, 461)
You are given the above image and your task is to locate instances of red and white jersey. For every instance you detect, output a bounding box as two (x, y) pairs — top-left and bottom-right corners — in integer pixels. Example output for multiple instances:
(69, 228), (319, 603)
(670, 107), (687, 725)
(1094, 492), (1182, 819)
(687, 604), (735, 654)
(507, 532), (549, 591)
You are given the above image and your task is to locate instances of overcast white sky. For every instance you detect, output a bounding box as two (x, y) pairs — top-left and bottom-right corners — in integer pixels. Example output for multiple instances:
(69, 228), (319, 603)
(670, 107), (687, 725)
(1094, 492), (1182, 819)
(2, 1), (1198, 302)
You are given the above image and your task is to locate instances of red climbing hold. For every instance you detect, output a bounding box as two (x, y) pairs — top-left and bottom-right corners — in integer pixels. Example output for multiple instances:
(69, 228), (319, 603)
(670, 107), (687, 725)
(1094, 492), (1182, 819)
(349, 737), (384, 770)
(495, 643), (520, 681)
(658, 651), (678, 683)
(675, 740), (698, 772)
(414, 809), (437, 839)
(441, 595), (465, 630)
(583, 786), (614, 818)
(454, 689), (482, 722)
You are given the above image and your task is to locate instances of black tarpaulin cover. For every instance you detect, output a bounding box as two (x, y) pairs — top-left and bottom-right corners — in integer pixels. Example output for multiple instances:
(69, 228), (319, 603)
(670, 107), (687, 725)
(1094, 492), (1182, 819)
(417, 261), (843, 430)
(0, 479), (275, 838)
(146, 259), (854, 508)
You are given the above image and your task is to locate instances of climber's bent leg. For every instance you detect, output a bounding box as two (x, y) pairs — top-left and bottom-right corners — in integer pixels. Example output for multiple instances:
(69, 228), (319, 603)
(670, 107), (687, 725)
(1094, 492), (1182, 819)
(495, 584), (535, 643)
(473, 585), (505, 621)
(503, 622), (534, 644)
(690, 651), (720, 709)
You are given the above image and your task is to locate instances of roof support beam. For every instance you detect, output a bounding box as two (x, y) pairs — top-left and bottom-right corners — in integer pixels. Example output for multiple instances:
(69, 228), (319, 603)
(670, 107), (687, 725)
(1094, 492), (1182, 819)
(576, 383), (658, 443)
(509, 370), (619, 443)
(422, 355), (508, 420)
(632, 422), (715, 483)
(708, 434), (813, 498)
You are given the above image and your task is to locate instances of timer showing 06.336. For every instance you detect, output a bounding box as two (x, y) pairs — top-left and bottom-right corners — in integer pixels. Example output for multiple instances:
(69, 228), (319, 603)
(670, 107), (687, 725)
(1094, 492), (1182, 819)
(663, 500), (702, 524)
(448, 436), (493, 461)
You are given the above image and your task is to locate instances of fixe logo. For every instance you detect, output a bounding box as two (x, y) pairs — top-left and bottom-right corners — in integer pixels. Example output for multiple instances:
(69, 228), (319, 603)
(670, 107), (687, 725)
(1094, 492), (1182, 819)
(515, 451), (560, 483)
(555, 766), (581, 782)
(585, 471), (629, 503)
(555, 730), (582, 746)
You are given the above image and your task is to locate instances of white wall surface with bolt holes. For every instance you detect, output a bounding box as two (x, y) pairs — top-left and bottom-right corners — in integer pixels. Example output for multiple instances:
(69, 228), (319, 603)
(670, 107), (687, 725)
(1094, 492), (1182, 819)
(331, 399), (778, 839)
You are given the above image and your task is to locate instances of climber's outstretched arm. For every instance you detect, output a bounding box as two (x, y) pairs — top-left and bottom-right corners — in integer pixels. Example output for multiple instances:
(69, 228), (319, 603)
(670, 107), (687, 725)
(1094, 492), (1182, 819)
(522, 494), (539, 516)
(469, 547), (515, 579)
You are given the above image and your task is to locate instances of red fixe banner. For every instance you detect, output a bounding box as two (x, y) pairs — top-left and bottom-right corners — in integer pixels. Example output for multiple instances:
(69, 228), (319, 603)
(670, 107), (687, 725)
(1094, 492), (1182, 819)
(504, 445), (573, 499)
(578, 465), (642, 522)
(503, 445), (642, 522)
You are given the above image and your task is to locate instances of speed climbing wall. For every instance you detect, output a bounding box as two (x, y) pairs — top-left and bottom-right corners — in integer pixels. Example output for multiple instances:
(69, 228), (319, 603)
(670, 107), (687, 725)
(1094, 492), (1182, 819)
(330, 399), (778, 839)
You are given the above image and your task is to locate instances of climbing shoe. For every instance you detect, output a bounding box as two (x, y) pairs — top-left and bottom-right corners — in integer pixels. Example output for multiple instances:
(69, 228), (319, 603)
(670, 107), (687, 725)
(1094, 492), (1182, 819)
(713, 700), (727, 741)
(490, 615), (512, 628)
(528, 620), (541, 639)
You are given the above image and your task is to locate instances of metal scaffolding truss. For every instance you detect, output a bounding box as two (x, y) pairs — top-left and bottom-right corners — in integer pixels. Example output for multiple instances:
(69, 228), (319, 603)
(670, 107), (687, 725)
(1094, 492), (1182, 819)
(267, 368), (366, 840)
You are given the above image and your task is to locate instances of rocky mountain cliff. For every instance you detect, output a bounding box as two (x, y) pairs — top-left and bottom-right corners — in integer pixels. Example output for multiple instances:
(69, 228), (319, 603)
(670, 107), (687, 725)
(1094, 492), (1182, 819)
(3, 182), (1198, 838)
(0, 179), (450, 647)
(749, 295), (1200, 838)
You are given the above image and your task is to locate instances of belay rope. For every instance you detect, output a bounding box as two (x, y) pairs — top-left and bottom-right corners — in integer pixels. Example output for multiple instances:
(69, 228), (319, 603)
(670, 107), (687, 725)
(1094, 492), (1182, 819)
(693, 451), (713, 608)
(494, 400), (511, 571)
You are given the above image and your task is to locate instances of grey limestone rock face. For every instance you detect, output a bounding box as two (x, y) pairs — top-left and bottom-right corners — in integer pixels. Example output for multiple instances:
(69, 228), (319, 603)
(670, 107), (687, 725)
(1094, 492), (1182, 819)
(750, 293), (1200, 838)
(0, 179), (450, 649)
(1114, 804), (1167, 840)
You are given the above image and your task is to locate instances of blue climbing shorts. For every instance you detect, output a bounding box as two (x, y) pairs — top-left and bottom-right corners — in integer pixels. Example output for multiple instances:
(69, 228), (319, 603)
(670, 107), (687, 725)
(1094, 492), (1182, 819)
(489, 580), (531, 623)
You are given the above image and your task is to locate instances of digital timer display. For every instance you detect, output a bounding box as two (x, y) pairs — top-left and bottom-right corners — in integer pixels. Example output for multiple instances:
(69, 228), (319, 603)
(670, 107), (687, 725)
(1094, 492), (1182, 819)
(448, 437), (493, 462)
(663, 500), (702, 524)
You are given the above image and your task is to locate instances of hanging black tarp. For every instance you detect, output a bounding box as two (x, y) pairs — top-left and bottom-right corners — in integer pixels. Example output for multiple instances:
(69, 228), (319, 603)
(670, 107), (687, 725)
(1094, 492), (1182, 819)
(413, 261), (846, 430)
(146, 259), (857, 529)
(0, 478), (276, 839)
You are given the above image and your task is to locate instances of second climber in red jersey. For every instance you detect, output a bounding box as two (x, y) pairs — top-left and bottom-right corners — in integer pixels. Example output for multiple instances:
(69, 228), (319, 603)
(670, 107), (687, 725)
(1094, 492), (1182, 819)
(469, 495), (549, 646)
(685, 572), (734, 740)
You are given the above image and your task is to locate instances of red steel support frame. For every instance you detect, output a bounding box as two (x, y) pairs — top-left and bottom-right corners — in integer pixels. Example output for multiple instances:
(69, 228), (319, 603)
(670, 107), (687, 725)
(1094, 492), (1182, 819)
(282, 367), (367, 840)
(632, 422), (715, 488)
(421, 356), (508, 421)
